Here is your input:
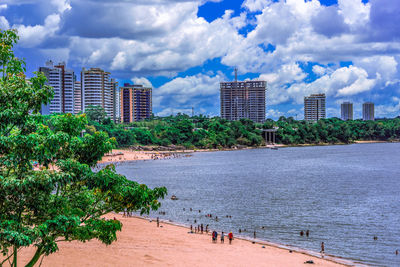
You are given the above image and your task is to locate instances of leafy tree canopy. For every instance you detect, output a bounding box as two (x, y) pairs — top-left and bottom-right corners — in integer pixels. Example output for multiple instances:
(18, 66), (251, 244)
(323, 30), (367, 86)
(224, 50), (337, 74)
(0, 29), (166, 267)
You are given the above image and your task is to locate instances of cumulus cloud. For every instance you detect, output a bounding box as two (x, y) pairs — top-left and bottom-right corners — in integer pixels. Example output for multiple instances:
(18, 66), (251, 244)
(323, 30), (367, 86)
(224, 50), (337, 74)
(3, 0), (400, 118)
(154, 73), (224, 115)
(14, 14), (61, 47)
(131, 77), (153, 88)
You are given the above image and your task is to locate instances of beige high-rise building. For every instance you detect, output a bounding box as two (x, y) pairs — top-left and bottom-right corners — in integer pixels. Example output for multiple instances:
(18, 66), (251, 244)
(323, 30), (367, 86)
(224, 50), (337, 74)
(341, 102), (353, 121)
(81, 68), (115, 120)
(363, 102), (374, 121)
(304, 93), (326, 121)
(220, 73), (266, 123)
(120, 83), (152, 123)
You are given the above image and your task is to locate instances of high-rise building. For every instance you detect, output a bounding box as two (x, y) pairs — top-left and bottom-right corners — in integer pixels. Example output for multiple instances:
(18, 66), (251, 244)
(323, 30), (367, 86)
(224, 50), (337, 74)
(304, 93), (326, 121)
(120, 83), (152, 123)
(111, 79), (120, 123)
(39, 60), (75, 114)
(81, 68), (115, 119)
(74, 80), (82, 114)
(220, 73), (266, 123)
(341, 102), (353, 121)
(363, 102), (375, 121)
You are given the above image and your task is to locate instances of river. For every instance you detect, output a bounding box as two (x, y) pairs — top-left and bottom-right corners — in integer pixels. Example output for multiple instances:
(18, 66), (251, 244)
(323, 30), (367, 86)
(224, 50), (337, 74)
(115, 143), (400, 266)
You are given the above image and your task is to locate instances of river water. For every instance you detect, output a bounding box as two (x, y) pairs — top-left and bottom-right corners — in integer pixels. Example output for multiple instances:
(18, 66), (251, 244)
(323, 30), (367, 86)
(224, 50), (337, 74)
(115, 143), (400, 266)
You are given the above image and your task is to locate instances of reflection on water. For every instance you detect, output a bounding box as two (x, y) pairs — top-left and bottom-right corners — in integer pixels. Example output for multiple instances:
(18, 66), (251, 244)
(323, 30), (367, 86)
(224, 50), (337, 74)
(115, 143), (400, 266)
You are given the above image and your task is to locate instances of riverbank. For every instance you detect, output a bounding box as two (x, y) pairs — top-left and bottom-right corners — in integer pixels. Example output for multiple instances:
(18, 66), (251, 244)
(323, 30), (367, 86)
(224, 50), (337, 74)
(100, 141), (396, 164)
(15, 214), (349, 267)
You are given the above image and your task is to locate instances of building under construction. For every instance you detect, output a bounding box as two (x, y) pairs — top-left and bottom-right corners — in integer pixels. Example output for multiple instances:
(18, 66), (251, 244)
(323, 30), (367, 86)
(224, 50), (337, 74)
(220, 70), (266, 123)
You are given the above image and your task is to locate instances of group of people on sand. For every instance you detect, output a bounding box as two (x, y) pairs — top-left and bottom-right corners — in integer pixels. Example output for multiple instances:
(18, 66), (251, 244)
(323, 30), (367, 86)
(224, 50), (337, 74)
(150, 153), (180, 160)
(212, 231), (233, 244)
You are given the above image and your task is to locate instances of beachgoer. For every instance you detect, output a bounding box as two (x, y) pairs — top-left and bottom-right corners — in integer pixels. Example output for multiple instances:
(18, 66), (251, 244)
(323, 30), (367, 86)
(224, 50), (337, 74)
(212, 231), (216, 243)
(396, 249), (398, 255)
(228, 232), (233, 244)
(374, 236), (378, 240)
(239, 228), (241, 233)
(206, 224), (209, 233)
(254, 231), (256, 239)
(300, 230), (304, 236)
(201, 224), (204, 234)
(215, 231), (218, 241)
(190, 225), (193, 233)
(194, 219), (197, 223)
(157, 217), (159, 227)
(321, 242), (325, 254)
(221, 232), (225, 243)
(306, 230), (309, 237)
(216, 216), (218, 222)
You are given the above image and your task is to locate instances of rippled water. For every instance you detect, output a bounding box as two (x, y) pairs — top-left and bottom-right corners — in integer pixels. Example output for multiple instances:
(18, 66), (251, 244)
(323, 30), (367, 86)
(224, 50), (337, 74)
(115, 143), (400, 266)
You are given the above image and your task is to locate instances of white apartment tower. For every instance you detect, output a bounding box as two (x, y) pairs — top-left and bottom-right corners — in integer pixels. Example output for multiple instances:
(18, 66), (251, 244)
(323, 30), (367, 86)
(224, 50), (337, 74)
(304, 93), (326, 121)
(39, 61), (75, 114)
(81, 68), (114, 119)
(341, 102), (353, 121)
(363, 102), (375, 121)
(74, 80), (82, 114)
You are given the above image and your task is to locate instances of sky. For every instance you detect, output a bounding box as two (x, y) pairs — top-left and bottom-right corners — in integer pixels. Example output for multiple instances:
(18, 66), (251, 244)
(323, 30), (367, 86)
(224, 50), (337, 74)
(1, 0), (399, 119)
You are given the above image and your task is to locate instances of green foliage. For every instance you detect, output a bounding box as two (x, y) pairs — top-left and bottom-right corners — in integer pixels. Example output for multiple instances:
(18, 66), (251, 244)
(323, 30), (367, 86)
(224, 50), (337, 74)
(273, 117), (400, 145)
(85, 114), (265, 149)
(0, 29), (166, 267)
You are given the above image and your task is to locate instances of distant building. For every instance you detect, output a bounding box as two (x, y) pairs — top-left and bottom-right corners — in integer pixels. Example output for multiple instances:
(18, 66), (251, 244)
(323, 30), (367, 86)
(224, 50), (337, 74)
(74, 80), (82, 114)
(220, 72), (266, 123)
(341, 102), (353, 121)
(304, 93), (326, 121)
(111, 79), (120, 123)
(39, 60), (75, 114)
(81, 67), (115, 120)
(120, 83), (152, 123)
(363, 102), (375, 121)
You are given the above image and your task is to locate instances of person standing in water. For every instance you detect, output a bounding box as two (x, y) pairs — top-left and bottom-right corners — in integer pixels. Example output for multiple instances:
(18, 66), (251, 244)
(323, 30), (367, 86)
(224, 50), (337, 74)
(321, 242), (325, 254)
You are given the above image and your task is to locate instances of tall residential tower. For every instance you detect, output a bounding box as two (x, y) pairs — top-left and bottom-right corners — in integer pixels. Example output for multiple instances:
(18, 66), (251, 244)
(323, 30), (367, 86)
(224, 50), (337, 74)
(220, 72), (266, 123)
(120, 83), (152, 123)
(39, 61), (75, 114)
(362, 102), (375, 121)
(304, 93), (326, 121)
(341, 102), (353, 121)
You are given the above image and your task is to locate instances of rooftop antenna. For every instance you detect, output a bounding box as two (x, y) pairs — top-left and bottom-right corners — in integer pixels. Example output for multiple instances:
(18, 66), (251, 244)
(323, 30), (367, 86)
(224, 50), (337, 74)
(234, 68), (238, 82)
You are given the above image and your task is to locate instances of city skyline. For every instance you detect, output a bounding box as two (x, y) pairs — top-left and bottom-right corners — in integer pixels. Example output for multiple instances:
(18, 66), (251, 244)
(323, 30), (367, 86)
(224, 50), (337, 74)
(2, 0), (399, 119)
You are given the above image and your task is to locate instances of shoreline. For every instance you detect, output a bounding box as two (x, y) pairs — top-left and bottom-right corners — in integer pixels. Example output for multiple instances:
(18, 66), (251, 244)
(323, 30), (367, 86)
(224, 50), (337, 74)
(13, 214), (353, 267)
(99, 140), (398, 164)
(139, 214), (363, 267)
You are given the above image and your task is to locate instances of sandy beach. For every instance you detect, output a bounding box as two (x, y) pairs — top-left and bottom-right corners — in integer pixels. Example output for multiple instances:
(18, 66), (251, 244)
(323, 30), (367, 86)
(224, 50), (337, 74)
(99, 149), (181, 163)
(12, 214), (349, 267)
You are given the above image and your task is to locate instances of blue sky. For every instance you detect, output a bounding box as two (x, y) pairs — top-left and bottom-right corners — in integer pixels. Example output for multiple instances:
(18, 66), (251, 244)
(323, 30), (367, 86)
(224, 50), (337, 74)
(1, 0), (399, 119)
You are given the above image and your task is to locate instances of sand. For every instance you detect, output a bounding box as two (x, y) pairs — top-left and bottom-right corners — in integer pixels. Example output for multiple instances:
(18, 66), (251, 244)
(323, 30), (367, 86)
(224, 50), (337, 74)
(12, 214), (349, 267)
(99, 149), (180, 163)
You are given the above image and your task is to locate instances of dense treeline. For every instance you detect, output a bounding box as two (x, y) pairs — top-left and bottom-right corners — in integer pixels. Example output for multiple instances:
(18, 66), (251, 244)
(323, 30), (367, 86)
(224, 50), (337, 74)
(85, 106), (263, 148)
(84, 106), (400, 148)
(269, 116), (400, 145)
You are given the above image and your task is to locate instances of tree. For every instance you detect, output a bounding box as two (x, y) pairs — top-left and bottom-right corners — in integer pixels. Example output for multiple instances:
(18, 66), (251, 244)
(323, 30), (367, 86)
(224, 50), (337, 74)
(85, 105), (107, 123)
(0, 29), (167, 267)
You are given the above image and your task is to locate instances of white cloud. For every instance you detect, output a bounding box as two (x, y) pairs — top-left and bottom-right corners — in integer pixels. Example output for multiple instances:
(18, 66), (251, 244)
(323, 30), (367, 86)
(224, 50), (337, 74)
(312, 65), (327, 76)
(0, 4), (7, 11)
(14, 14), (61, 47)
(131, 77), (153, 88)
(0, 16), (9, 29)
